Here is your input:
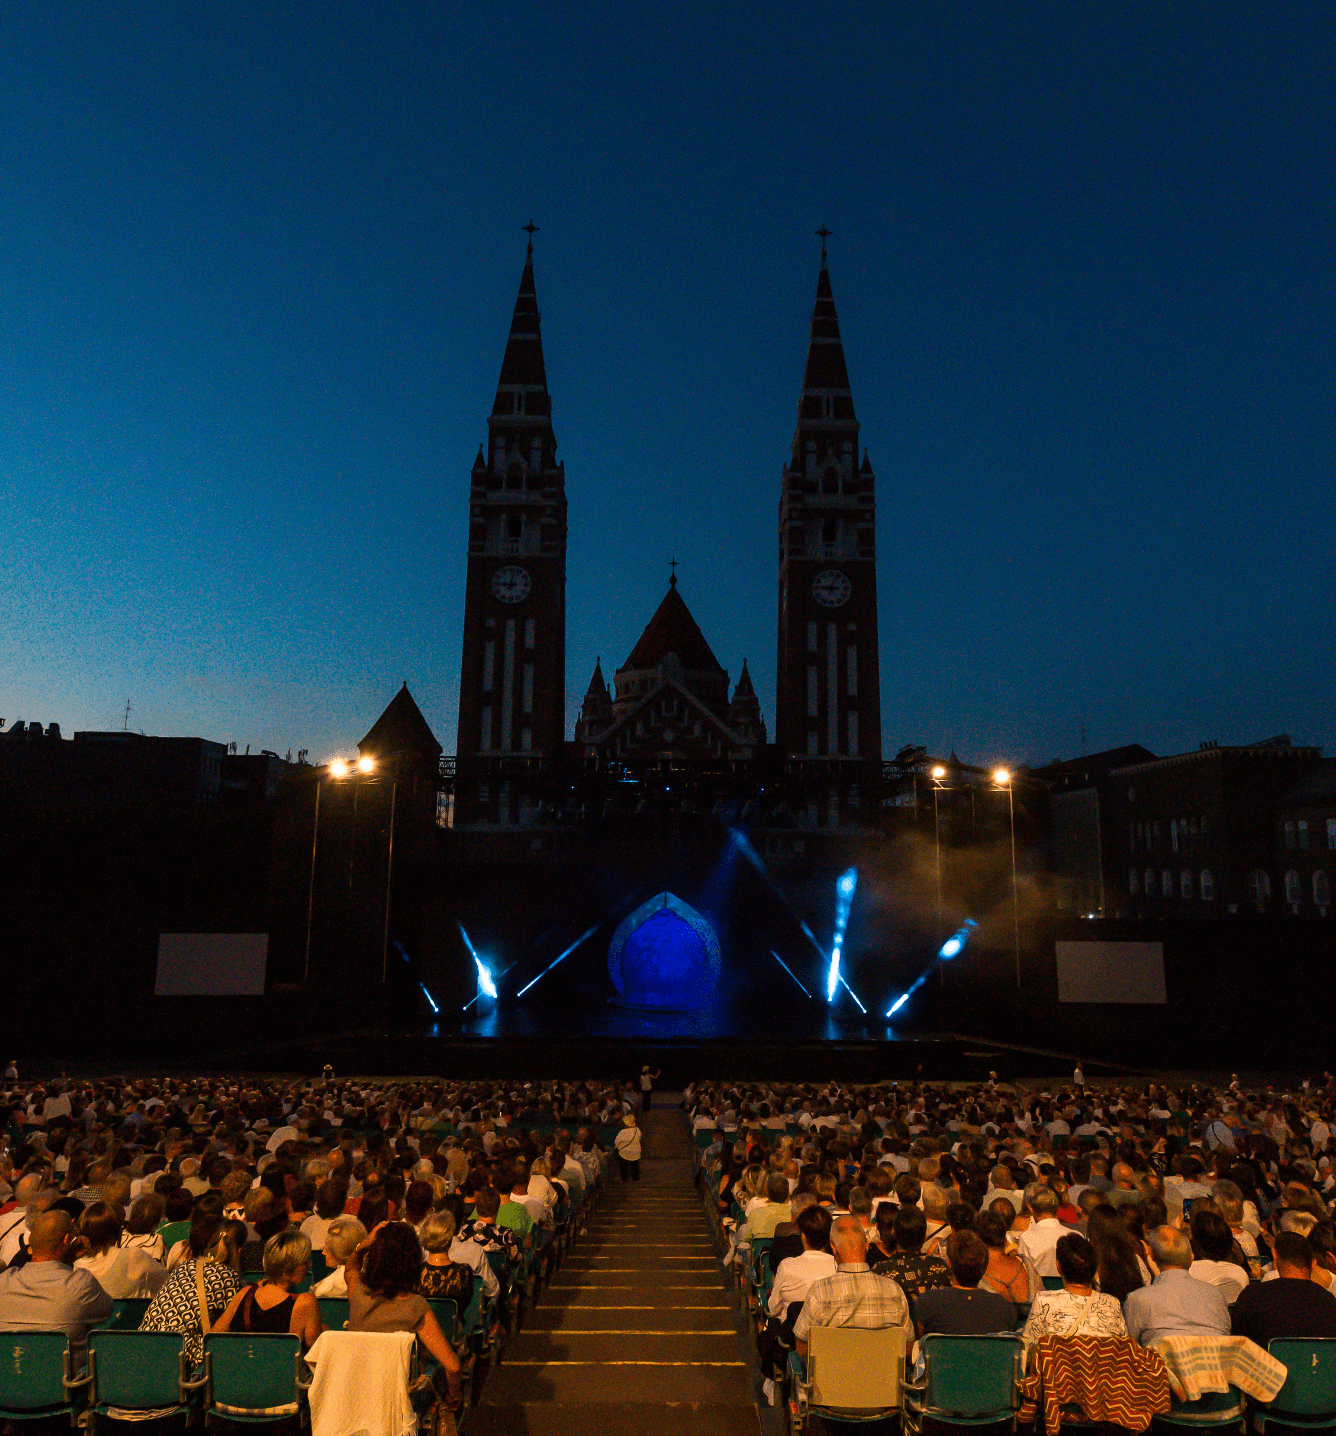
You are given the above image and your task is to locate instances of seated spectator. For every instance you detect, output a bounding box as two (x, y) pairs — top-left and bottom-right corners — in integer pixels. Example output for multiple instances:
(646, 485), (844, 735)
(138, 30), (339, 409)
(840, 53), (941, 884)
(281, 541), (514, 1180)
(767, 1204), (836, 1318)
(418, 1210), (475, 1308)
(794, 1215), (913, 1357)
(139, 1213), (246, 1368)
(455, 1187), (522, 1273)
(239, 1187), (292, 1271)
(915, 1230), (1017, 1338)
(214, 1230), (321, 1348)
(301, 1177), (348, 1254)
(121, 1193), (167, 1263)
(921, 1184), (951, 1254)
(867, 1202), (896, 1267)
(312, 1215), (367, 1297)
(976, 1209), (1037, 1309)
(1017, 1184), (1065, 1277)
(404, 1180), (434, 1233)
(983, 1165), (1024, 1213)
(871, 1204), (953, 1304)
(1232, 1232), (1336, 1348)
(1123, 1225), (1231, 1346)
(1188, 1207), (1249, 1303)
(1213, 1181), (1260, 1268)
(73, 1201), (166, 1298)
(497, 1172), (536, 1250)
(736, 1173), (792, 1248)
(1021, 1233), (1128, 1352)
(347, 1220), (463, 1414)
(1087, 1205), (1148, 1303)
(0, 1210), (113, 1345)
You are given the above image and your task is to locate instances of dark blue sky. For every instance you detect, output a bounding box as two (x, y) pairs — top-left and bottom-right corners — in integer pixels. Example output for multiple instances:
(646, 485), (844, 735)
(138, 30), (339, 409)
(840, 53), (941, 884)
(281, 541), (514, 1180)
(3, 4), (1332, 766)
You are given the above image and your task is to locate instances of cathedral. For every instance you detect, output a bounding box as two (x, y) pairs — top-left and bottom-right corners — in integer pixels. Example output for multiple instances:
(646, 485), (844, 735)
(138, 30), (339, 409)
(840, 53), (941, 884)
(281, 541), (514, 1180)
(453, 233), (883, 835)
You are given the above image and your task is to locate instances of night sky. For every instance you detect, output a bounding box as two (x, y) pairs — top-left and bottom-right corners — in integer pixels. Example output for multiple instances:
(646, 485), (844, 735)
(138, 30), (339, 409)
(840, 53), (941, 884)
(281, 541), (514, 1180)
(3, 4), (1332, 768)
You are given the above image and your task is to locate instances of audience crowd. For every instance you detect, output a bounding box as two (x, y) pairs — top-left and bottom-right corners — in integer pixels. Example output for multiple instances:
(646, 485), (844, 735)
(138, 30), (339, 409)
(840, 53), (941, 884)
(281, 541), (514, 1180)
(0, 1073), (633, 1422)
(689, 1072), (1336, 1406)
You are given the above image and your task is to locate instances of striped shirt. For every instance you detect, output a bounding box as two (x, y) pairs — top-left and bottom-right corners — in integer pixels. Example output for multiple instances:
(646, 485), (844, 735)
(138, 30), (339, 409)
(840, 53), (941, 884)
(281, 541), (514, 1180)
(793, 1262), (912, 1343)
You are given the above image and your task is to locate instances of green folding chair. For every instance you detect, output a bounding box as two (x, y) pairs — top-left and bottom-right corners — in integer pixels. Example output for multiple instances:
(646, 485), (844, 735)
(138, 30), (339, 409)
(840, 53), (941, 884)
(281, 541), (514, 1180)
(103, 1298), (152, 1331)
(1255, 1339), (1336, 1433)
(155, 1221), (191, 1254)
(201, 1332), (309, 1423)
(86, 1330), (191, 1431)
(902, 1332), (1024, 1434)
(0, 1331), (82, 1423)
(1154, 1386), (1247, 1432)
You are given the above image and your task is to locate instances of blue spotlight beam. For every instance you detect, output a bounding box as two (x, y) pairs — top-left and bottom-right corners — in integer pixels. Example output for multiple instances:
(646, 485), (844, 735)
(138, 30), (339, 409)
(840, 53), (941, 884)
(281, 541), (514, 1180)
(886, 917), (979, 1018)
(516, 922), (600, 998)
(826, 867), (858, 1003)
(770, 950), (812, 999)
(838, 972), (867, 1014)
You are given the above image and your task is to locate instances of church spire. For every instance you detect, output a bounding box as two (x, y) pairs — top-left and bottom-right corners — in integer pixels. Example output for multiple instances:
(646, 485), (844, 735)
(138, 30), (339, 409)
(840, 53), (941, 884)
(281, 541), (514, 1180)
(488, 227), (554, 440)
(792, 232), (858, 460)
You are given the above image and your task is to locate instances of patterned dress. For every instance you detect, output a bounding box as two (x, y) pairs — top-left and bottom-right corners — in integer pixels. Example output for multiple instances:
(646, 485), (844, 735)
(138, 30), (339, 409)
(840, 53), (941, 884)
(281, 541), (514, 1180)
(138, 1258), (242, 1367)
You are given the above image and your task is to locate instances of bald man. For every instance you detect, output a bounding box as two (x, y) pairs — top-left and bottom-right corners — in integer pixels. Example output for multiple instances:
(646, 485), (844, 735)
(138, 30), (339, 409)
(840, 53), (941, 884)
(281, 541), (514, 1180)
(0, 1211), (113, 1344)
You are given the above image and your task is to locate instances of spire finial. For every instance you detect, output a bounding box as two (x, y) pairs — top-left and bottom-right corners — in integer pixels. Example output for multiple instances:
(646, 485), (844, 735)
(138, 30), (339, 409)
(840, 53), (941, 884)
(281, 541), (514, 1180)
(669, 556), (678, 587)
(523, 219), (539, 257)
(815, 225), (832, 262)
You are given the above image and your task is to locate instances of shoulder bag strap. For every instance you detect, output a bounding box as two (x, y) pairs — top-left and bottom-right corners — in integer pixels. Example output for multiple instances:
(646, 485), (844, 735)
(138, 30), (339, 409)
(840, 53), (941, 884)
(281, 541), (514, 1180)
(195, 1259), (214, 1337)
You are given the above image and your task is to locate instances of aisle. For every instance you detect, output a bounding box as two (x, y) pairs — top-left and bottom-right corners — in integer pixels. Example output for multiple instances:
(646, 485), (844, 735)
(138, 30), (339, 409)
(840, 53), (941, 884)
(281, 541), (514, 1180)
(470, 1098), (760, 1435)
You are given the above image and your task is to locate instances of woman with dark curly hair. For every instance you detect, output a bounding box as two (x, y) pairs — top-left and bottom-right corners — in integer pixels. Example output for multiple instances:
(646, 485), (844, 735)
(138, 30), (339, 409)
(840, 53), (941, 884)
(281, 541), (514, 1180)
(347, 1222), (462, 1412)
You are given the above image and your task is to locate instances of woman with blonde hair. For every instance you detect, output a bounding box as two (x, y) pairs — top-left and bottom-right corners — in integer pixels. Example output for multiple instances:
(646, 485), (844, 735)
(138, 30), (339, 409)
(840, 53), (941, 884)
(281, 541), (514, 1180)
(214, 1229), (322, 1348)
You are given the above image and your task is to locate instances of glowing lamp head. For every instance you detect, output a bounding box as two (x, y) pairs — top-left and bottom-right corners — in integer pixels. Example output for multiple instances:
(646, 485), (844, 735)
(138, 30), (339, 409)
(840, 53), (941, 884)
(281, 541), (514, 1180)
(357, 755), (375, 774)
(931, 765), (946, 779)
(474, 956), (498, 1000)
(940, 936), (963, 959)
(887, 993), (910, 1016)
(329, 759), (348, 778)
(837, 868), (858, 899)
(993, 767), (1012, 786)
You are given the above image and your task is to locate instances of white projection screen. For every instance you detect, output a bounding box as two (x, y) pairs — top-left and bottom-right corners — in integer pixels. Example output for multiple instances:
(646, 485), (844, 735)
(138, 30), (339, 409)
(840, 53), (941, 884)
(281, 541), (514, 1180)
(155, 933), (269, 997)
(1055, 940), (1167, 1004)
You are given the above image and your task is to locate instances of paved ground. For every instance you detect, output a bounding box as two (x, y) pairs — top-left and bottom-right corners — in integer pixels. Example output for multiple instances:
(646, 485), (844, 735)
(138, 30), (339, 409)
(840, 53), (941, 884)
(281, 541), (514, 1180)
(469, 1098), (761, 1435)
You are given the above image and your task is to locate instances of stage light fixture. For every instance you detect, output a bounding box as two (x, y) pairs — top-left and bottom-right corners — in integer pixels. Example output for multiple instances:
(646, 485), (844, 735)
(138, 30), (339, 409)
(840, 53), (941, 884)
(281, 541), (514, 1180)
(887, 993), (910, 1016)
(826, 867), (859, 1003)
(938, 919), (978, 960)
(474, 955), (498, 1000)
(418, 981), (440, 1014)
(516, 921), (601, 998)
(769, 950), (812, 998)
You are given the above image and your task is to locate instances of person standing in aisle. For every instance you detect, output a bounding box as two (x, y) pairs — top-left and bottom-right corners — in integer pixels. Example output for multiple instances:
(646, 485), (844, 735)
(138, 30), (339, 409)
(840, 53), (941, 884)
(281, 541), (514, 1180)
(615, 1113), (642, 1182)
(640, 1066), (661, 1110)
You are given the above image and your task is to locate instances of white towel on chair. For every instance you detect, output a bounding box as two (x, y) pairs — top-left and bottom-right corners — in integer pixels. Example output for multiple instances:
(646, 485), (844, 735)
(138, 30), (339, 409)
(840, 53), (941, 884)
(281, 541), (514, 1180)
(305, 1330), (417, 1436)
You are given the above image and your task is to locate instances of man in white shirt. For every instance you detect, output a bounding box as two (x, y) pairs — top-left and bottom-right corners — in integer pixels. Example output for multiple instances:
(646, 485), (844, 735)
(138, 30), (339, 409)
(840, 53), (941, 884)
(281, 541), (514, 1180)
(1017, 1185), (1065, 1277)
(767, 1206), (837, 1318)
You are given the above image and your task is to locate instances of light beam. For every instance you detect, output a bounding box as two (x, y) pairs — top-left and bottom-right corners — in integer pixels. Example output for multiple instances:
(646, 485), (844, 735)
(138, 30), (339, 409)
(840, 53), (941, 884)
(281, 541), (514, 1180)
(770, 950), (812, 998)
(516, 922), (600, 998)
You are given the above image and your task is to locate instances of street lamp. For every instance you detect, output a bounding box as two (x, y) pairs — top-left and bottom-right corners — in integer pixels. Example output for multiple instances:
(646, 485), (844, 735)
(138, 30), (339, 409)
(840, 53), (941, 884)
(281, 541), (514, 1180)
(930, 765), (947, 951)
(992, 767), (1020, 990)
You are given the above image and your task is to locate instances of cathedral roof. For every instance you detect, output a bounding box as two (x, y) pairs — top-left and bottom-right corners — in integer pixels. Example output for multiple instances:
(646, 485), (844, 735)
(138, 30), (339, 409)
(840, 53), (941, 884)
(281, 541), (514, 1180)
(620, 583), (725, 675)
(732, 659), (757, 698)
(800, 258), (853, 395)
(584, 658), (609, 697)
(358, 682), (442, 761)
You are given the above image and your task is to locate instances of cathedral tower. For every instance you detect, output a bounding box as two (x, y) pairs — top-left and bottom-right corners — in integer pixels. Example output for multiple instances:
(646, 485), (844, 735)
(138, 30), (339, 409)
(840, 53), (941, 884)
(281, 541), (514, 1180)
(455, 233), (567, 825)
(776, 237), (882, 816)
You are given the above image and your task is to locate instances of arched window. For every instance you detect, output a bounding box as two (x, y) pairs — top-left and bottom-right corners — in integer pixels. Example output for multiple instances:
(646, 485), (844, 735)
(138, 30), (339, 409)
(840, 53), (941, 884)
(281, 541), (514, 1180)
(1200, 869), (1215, 901)
(1286, 870), (1303, 905)
(1314, 871), (1331, 909)
(821, 467), (840, 495)
(1128, 868), (1139, 895)
(1247, 869), (1271, 905)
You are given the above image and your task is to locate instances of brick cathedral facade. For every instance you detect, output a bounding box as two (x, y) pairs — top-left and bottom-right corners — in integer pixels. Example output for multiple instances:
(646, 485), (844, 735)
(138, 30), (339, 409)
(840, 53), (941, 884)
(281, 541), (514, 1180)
(454, 237), (883, 833)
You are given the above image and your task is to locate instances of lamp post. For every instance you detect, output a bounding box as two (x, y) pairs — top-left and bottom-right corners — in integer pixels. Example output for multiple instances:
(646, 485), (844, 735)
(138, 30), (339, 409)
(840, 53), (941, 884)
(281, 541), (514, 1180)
(930, 764), (947, 946)
(993, 768), (1020, 990)
(303, 754), (376, 988)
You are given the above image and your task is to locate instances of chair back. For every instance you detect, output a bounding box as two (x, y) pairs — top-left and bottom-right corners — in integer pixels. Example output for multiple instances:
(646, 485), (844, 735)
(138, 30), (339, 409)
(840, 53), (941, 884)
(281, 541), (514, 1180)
(89, 1330), (184, 1411)
(921, 1333), (1023, 1417)
(107, 1297), (152, 1330)
(0, 1331), (70, 1413)
(204, 1332), (302, 1414)
(1267, 1339), (1336, 1417)
(426, 1296), (462, 1345)
(316, 1297), (350, 1331)
(808, 1325), (905, 1411)
(156, 1221), (192, 1252)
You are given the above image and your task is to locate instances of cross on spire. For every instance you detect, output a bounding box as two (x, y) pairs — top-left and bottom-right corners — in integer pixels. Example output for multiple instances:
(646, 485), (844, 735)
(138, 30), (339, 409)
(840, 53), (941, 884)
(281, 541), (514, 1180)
(669, 556), (678, 587)
(523, 219), (539, 256)
(815, 225), (832, 262)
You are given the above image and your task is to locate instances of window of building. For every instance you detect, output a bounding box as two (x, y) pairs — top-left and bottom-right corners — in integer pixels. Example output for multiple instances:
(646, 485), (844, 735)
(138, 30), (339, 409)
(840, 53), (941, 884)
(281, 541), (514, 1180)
(479, 706), (492, 752)
(847, 711), (858, 756)
(505, 463), (523, 491)
(1247, 869), (1271, 905)
(1286, 870), (1302, 905)
(847, 646), (857, 696)
(482, 641), (494, 691)
(522, 663), (534, 715)
(520, 727), (532, 753)
(807, 731), (818, 756)
(822, 517), (838, 545)
(1181, 869), (1193, 900)
(506, 513), (523, 541)
(807, 622), (818, 653)
(1129, 868), (1139, 895)
(1162, 868), (1174, 898)
(1313, 871), (1330, 909)
(1299, 820), (1310, 851)
(807, 666), (818, 717)
(1201, 869), (1215, 901)
(1171, 820), (1179, 853)
(1328, 818), (1336, 850)
(524, 619), (536, 649)
(1285, 820), (1296, 851)
(1145, 868), (1156, 896)
(821, 467), (840, 495)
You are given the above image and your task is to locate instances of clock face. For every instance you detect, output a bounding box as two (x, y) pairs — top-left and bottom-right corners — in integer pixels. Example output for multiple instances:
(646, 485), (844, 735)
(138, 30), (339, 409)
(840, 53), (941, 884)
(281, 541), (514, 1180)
(491, 565), (531, 604)
(812, 569), (851, 608)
